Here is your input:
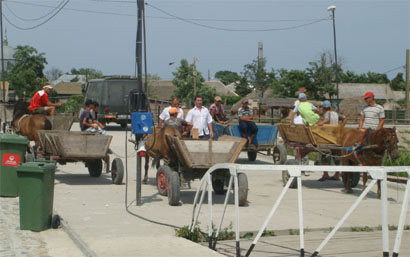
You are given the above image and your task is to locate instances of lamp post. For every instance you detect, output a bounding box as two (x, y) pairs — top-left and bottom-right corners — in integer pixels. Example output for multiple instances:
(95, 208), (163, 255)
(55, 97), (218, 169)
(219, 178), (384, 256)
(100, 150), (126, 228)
(327, 5), (339, 109)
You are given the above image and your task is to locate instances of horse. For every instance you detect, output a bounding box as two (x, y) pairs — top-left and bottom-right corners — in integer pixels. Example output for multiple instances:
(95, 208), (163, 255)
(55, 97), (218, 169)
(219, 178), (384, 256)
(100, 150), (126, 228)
(341, 127), (399, 198)
(11, 100), (52, 150)
(142, 126), (182, 184)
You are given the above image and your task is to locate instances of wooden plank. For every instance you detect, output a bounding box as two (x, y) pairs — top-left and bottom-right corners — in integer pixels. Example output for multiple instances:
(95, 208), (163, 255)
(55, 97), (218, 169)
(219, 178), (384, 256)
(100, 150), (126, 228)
(177, 139), (193, 168)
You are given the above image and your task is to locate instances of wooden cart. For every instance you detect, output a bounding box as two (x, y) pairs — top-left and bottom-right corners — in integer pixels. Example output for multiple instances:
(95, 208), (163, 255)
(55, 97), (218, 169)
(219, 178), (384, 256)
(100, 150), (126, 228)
(213, 123), (287, 164)
(37, 130), (124, 184)
(157, 135), (248, 206)
(277, 123), (361, 188)
(47, 113), (75, 131)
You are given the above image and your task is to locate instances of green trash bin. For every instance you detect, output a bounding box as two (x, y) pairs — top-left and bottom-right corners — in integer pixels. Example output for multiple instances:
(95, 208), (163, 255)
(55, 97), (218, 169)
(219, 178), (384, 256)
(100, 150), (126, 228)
(16, 161), (56, 231)
(0, 134), (29, 197)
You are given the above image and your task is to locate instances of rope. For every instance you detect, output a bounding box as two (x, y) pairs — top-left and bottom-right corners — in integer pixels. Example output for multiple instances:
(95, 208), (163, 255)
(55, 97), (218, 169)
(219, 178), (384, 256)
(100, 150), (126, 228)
(15, 114), (30, 133)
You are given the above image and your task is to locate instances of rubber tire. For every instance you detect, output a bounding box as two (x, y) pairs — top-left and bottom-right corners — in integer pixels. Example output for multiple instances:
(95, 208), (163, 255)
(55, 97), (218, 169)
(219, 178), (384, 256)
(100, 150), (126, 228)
(51, 215), (61, 229)
(167, 171), (180, 206)
(88, 159), (103, 177)
(247, 151), (257, 162)
(156, 165), (172, 196)
(273, 144), (287, 164)
(111, 158), (124, 185)
(282, 159), (299, 189)
(120, 122), (127, 128)
(212, 178), (226, 195)
(349, 172), (360, 188)
(237, 172), (248, 206)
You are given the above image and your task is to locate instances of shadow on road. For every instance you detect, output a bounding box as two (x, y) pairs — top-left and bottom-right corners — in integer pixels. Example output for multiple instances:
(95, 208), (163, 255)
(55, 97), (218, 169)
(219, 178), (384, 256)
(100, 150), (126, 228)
(55, 173), (113, 185)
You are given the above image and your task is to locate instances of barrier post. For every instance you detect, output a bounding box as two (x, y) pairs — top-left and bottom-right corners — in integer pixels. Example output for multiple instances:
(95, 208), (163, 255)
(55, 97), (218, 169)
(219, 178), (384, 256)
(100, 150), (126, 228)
(381, 174), (389, 257)
(392, 173), (410, 257)
(297, 176), (305, 257)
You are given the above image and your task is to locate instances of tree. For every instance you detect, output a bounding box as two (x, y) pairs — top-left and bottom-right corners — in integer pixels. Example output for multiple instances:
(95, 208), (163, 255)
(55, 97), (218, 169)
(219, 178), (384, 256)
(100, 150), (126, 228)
(390, 72), (405, 91)
(172, 59), (216, 106)
(235, 76), (252, 97)
(70, 68), (103, 80)
(214, 70), (241, 85)
(306, 53), (336, 100)
(8, 45), (47, 98)
(242, 57), (270, 97)
(276, 69), (312, 98)
(45, 67), (63, 81)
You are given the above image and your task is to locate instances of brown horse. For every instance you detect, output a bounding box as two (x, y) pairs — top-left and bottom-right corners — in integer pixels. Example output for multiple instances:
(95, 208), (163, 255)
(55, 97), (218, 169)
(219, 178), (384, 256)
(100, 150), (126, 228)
(341, 127), (399, 198)
(12, 101), (52, 149)
(142, 126), (182, 184)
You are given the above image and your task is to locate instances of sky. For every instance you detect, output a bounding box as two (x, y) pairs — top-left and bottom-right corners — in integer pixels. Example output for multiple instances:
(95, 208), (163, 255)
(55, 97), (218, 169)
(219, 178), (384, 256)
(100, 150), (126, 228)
(3, 0), (410, 81)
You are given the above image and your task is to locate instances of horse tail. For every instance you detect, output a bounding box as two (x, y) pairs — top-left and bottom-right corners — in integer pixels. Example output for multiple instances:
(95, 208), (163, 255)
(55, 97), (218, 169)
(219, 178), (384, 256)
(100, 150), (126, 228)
(44, 118), (52, 130)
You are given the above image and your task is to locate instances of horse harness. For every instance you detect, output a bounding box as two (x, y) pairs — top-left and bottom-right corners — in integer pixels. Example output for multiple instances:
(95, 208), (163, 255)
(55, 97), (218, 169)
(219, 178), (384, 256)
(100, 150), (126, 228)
(14, 114), (30, 133)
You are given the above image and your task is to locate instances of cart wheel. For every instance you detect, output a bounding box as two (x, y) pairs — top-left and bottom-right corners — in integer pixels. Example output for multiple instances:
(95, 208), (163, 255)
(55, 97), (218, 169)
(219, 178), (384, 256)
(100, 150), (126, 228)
(237, 172), (248, 206)
(87, 159), (103, 177)
(51, 214), (61, 229)
(212, 177), (226, 195)
(120, 122), (127, 128)
(167, 171), (180, 206)
(156, 165), (172, 196)
(111, 158), (124, 185)
(349, 172), (360, 188)
(247, 151), (257, 161)
(282, 159), (298, 189)
(273, 144), (287, 164)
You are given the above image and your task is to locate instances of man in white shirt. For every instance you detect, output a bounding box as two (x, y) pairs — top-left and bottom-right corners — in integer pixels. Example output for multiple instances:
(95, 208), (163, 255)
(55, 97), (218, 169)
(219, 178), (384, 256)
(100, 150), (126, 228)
(158, 97), (184, 128)
(186, 95), (213, 139)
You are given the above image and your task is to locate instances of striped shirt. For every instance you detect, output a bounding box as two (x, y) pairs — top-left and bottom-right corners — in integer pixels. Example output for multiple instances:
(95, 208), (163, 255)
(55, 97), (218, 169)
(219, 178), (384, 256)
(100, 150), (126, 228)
(238, 107), (253, 117)
(360, 104), (385, 129)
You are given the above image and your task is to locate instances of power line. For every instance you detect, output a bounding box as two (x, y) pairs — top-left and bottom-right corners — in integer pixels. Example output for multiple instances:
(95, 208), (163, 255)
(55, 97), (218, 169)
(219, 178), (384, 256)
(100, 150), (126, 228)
(4, 0), (71, 30)
(382, 65), (405, 74)
(6, 0), (330, 24)
(4, 0), (66, 22)
(145, 3), (330, 32)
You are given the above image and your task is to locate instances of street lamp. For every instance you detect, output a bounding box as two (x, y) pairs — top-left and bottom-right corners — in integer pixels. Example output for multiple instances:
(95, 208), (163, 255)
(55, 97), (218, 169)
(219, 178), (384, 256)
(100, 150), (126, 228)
(327, 5), (339, 109)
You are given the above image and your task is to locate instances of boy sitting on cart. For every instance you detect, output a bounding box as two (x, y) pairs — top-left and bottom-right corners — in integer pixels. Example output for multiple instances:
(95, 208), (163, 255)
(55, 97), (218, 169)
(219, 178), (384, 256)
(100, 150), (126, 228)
(238, 99), (258, 146)
(80, 99), (107, 135)
(317, 100), (347, 181)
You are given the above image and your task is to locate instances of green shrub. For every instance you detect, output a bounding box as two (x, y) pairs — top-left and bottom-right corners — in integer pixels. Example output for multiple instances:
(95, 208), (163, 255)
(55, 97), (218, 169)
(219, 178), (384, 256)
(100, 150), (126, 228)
(384, 152), (410, 178)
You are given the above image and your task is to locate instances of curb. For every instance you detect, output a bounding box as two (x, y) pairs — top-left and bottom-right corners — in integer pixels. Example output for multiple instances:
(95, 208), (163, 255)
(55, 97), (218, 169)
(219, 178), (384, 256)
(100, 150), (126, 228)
(55, 211), (97, 257)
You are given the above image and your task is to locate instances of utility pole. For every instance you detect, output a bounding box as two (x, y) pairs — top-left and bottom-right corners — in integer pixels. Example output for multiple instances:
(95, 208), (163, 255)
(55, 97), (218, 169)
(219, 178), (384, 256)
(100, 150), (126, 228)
(193, 57), (197, 97)
(208, 69), (210, 81)
(1, 0), (7, 132)
(406, 49), (409, 118)
(257, 41), (263, 98)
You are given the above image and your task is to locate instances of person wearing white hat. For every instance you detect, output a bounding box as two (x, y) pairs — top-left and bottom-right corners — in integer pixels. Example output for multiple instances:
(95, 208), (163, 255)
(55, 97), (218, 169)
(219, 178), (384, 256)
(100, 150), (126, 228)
(28, 82), (62, 116)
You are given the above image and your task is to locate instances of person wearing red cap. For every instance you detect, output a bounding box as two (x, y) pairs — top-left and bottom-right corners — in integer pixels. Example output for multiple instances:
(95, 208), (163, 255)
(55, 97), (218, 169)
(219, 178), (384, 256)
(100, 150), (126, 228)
(359, 91), (385, 130)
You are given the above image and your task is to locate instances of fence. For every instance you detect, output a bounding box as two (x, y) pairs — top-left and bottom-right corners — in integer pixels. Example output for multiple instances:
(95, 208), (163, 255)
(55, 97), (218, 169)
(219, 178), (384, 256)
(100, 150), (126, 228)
(189, 164), (410, 257)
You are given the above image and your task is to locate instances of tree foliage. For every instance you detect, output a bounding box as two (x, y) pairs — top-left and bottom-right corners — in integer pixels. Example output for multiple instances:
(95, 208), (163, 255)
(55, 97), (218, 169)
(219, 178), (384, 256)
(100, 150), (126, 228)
(390, 72), (405, 91)
(306, 53), (336, 100)
(242, 57), (270, 97)
(70, 68), (103, 80)
(8, 45), (47, 98)
(214, 70), (241, 85)
(172, 59), (216, 106)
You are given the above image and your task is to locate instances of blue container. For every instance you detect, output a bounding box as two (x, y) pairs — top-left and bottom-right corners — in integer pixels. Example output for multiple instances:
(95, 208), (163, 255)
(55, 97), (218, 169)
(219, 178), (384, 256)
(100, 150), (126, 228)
(212, 123), (231, 140)
(131, 112), (153, 134)
(229, 124), (278, 145)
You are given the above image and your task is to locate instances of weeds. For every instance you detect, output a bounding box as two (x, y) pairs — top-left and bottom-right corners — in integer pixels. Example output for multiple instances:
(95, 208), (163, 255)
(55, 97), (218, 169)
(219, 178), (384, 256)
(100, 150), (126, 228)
(262, 230), (276, 237)
(241, 232), (254, 239)
(351, 226), (373, 232)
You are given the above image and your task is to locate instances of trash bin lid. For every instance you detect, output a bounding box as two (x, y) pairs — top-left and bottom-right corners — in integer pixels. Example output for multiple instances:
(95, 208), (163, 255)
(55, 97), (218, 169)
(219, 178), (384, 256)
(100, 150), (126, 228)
(16, 162), (56, 174)
(0, 134), (29, 145)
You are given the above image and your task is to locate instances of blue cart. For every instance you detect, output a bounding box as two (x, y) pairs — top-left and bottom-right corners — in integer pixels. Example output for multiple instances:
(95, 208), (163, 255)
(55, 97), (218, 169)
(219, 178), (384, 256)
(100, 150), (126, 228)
(213, 123), (287, 163)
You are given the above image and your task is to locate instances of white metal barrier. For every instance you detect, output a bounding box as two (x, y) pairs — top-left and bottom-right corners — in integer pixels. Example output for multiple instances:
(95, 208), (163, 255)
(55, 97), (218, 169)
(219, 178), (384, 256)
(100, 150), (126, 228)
(188, 164), (410, 257)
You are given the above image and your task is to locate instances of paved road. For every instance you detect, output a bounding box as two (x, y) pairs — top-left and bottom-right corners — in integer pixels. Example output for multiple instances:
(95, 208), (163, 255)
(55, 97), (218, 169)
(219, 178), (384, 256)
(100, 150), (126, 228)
(1, 123), (409, 256)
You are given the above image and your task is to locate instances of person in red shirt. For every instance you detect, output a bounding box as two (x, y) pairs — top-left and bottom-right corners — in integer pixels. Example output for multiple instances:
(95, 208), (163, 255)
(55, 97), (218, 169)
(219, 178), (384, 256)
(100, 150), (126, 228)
(28, 83), (62, 116)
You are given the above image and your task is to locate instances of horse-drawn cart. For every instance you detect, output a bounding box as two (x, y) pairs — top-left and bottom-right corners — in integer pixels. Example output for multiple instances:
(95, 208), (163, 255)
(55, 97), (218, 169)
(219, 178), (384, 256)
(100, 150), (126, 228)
(156, 135), (248, 206)
(277, 123), (361, 188)
(37, 130), (124, 184)
(213, 123), (287, 164)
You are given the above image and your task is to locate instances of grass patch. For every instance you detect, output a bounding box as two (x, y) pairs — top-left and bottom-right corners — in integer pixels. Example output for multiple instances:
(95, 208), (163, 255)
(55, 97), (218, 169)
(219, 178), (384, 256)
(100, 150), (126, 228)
(176, 222), (236, 243)
(241, 232), (254, 239)
(351, 226), (373, 232)
(384, 152), (410, 178)
(262, 230), (276, 237)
